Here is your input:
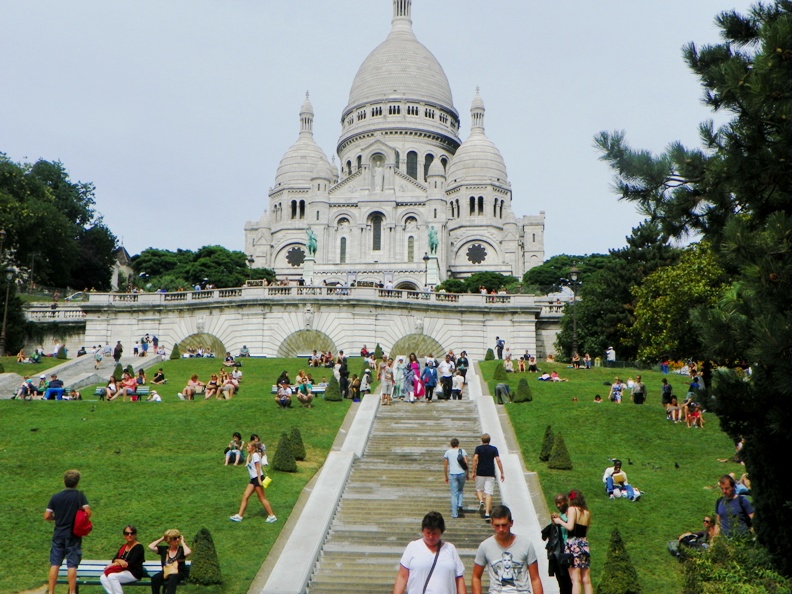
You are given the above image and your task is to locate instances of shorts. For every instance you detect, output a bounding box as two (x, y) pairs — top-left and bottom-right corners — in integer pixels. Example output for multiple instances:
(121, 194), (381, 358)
(50, 536), (82, 568)
(475, 476), (495, 495)
(249, 476), (264, 487)
(381, 381), (393, 395)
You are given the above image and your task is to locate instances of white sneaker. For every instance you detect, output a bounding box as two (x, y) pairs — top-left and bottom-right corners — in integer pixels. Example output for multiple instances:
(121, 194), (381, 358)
(230, 514), (243, 522)
(177, 393), (186, 400)
(266, 515), (278, 523)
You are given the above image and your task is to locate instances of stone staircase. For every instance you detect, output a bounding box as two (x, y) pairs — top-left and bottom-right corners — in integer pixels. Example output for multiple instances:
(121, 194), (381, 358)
(307, 399), (499, 593)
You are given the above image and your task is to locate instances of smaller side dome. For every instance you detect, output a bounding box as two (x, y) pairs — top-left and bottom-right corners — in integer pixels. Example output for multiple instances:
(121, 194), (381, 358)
(274, 93), (333, 188)
(446, 90), (509, 185)
(427, 158), (446, 178)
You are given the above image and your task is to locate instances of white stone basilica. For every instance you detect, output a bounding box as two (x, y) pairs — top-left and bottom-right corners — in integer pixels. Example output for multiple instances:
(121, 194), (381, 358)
(244, 0), (545, 290)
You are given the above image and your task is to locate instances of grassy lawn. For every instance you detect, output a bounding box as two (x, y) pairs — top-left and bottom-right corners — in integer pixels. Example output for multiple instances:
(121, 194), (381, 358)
(0, 355), (63, 379)
(479, 360), (744, 594)
(0, 357), (349, 594)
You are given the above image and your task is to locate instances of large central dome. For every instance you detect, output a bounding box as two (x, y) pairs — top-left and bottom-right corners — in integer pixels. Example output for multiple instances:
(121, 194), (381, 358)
(346, 2), (454, 110)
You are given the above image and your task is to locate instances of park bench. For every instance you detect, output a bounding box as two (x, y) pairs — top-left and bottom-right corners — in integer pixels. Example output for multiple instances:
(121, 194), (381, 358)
(58, 559), (190, 592)
(93, 386), (151, 400)
(270, 385), (326, 395)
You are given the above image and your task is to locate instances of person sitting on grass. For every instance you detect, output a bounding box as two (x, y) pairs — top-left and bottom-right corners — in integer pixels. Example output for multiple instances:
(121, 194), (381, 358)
(550, 370), (568, 382)
(179, 374), (205, 400)
(223, 351), (238, 367)
(204, 374), (220, 399)
(670, 516), (719, 559)
(136, 368), (146, 386)
(527, 357), (539, 373)
(66, 388), (82, 400)
(517, 356), (526, 373)
(16, 349), (27, 363)
(146, 390), (162, 402)
(602, 460), (641, 501)
(667, 395), (683, 422)
(503, 356), (514, 373)
(219, 375), (239, 399)
(275, 381), (292, 408)
(296, 378), (314, 408)
(686, 402), (705, 428)
(14, 377), (35, 400)
(239, 345), (250, 357)
(151, 368), (167, 384)
(225, 432), (245, 465)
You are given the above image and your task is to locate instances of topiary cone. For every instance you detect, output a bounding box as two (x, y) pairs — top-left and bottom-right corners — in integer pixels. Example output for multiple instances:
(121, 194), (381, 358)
(548, 432), (573, 470)
(169, 343), (181, 360)
(597, 527), (641, 594)
(485, 348), (495, 361)
(289, 427), (306, 461)
(272, 432), (297, 472)
(514, 378), (532, 403)
(187, 527), (223, 585)
(324, 375), (342, 401)
(493, 361), (507, 380)
(539, 426), (554, 462)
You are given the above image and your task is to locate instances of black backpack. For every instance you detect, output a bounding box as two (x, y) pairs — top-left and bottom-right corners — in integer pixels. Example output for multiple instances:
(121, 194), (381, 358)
(457, 450), (468, 471)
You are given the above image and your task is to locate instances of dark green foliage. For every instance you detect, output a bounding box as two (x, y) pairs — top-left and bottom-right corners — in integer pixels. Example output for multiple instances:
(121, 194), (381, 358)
(539, 425), (554, 462)
(434, 278), (467, 293)
(324, 375), (341, 401)
(125, 364), (134, 376)
(272, 432), (297, 472)
(597, 527), (640, 594)
(484, 348), (495, 361)
(187, 527), (223, 585)
(464, 271), (518, 294)
(513, 378), (532, 403)
(522, 253), (609, 292)
(56, 346), (67, 359)
(0, 363), (4, 373)
(113, 363), (123, 380)
(289, 427), (306, 461)
(493, 361), (507, 381)
(169, 343), (181, 360)
(0, 279), (25, 354)
(373, 343), (384, 360)
(547, 432), (572, 470)
(595, 1), (792, 575)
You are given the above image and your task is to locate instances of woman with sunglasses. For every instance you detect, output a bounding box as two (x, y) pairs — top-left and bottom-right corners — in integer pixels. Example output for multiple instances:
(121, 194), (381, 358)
(99, 525), (147, 593)
(148, 529), (192, 594)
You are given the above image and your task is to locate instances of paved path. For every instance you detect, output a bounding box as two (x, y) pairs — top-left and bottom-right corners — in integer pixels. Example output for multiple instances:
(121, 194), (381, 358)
(255, 365), (556, 594)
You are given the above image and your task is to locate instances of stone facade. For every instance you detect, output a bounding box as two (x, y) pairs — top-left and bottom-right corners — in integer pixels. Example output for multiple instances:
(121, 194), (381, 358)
(244, 0), (545, 289)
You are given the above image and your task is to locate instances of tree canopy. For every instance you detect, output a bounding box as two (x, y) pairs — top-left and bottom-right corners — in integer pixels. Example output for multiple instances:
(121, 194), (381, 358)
(595, 0), (792, 574)
(521, 253), (609, 292)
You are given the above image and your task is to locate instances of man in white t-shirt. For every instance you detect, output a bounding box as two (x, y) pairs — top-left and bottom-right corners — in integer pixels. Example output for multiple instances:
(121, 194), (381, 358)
(437, 355), (455, 400)
(473, 505), (543, 594)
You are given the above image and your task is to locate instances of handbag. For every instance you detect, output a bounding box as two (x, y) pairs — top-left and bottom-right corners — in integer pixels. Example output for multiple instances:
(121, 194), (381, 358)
(104, 564), (125, 576)
(163, 560), (179, 577)
(262, 473), (273, 489)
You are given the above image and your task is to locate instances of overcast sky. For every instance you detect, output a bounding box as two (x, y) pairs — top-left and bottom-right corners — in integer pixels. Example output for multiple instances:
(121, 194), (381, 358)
(1, 0), (754, 260)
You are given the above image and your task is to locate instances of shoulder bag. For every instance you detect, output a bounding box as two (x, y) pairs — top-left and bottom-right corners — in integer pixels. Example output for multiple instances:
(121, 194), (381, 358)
(422, 541), (442, 594)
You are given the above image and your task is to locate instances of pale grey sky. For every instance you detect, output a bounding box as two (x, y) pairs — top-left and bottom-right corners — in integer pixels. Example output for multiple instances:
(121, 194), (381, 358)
(1, 0), (753, 260)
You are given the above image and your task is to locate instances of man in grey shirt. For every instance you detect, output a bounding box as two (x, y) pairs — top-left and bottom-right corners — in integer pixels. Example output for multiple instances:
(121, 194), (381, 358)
(473, 505), (543, 594)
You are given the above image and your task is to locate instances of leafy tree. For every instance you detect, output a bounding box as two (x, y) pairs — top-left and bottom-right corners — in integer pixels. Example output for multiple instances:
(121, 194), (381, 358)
(434, 279), (467, 293)
(71, 222), (117, 291)
(597, 527), (641, 594)
(463, 271), (517, 294)
(555, 221), (678, 361)
(522, 253), (610, 292)
(628, 243), (730, 362)
(595, 0), (792, 574)
(0, 279), (24, 354)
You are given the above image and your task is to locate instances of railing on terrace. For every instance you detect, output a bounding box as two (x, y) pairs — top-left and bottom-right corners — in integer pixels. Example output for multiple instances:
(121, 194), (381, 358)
(23, 286), (566, 317)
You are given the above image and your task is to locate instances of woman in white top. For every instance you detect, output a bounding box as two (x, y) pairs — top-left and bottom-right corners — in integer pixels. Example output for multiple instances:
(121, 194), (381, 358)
(393, 511), (466, 594)
(229, 442), (277, 523)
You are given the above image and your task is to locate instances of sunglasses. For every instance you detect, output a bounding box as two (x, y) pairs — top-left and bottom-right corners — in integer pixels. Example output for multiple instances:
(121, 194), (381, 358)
(123, 531), (136, 536)
(702, 519), (711, 524)
(169, 536), (180, 541)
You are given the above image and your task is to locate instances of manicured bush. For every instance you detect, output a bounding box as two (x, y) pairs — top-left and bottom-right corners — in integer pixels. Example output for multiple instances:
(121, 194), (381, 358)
(125, 364), (135, 376)
(547, 433), (573, 470)
(493, 361), (507, 381)
(513, 378), (532, 403)
(289, 427), (306, 461)
(539, 425), (554, 461)
(56, 346), (68, 359)
(597, 527), (640, 594)
(324, 375), (342, 401)
(0, 363), (4, 373)
(373, 343), (384, 360)
(272, 432), (297, 472)
(113, 363), (123, 380)
(187, 527), (223, 585)
(169, 343), (181, 360)
(484, 348), (495, 361)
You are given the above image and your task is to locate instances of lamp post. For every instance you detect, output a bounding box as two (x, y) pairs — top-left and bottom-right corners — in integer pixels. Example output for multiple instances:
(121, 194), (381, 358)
(0, 266), (13, 357)
(423, 253), (430, 290)
(568, 266), (580, 359)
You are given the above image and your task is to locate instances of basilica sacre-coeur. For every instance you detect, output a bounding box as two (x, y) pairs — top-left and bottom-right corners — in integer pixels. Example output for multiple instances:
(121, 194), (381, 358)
(244, 0), (545, 289)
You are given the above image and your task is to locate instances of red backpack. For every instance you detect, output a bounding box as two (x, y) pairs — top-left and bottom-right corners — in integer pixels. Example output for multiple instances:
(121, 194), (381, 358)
(73, 508), (93, 537)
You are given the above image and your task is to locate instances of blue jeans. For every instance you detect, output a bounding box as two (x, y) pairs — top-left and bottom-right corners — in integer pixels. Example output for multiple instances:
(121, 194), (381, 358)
(605, 477), (635, 499)
(449, 473), (466, 517)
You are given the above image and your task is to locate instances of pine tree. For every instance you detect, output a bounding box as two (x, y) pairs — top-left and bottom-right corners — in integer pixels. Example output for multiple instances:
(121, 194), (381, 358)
(187, 528), (223, 585)
(597, 527), (640, 594)
(493, 362), (507, 380)
(547, 433), (572, 470)
(324, 375), (341, 401)
(272, 432), (297, 472)
(513, 378), (532, 403)
(289, 427), (306, 461)
(373, 343), (384, 360)
(539, 426), (554, 462)
(169, 343), (181, 360)
(595, 2), (792, 574)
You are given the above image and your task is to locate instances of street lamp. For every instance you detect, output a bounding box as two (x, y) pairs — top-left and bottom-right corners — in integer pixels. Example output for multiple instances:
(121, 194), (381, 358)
(423, 253), (430, 289)
(568, 266), (580, 359)
(0, 266), (14, 357)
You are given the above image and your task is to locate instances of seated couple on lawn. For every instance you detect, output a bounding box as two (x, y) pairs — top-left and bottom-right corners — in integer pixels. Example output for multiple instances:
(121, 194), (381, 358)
(602, 459), (642, 501)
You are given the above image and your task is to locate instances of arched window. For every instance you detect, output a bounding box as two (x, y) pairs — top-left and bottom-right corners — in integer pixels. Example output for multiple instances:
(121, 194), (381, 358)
(371, 215), (383, 251)
(440, 156), (448, 171)
(493, 197), (498, 217)
(450, 201), (455, 218)
(346, 160), (352, 176)
(407, 236), (415, 262)
(299, 200), (305, 219)
(291, 200), (297, 219)
(478, 196), (484, 215)
(316, 210), (320, 221)
(469, 196), (475, 216)
(406, 151), (418, 180)
(456, 199), (460, 215)
(356, 155), (362, 171)
(532, 233), (536, 243)
(340, 237), (347, 264)
(423, 153), (434, 181)
(500, 200), (504, 219)
(394, 150), (400, 170)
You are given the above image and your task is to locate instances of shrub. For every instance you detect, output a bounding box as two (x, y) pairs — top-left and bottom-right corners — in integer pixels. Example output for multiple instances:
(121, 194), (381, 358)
(56, 346), (68, 359)
(493, 362), (507, 380)
(485, 348), (495, 361)
(113, 363), (123, 380)
(169, 343), (181, 360)
(125, 364), (135, 376)
(289, 427), (306, 461)
(324, 375), (341, 401)
(272, 432), (297, 472)
(597, 527), (640, 594)
(187, 527), (223, 585)
(513, 378), (532, 403)
(547, 433), (573, 470)
(539, 425), (554, 461)
(373, 343), (384, 360)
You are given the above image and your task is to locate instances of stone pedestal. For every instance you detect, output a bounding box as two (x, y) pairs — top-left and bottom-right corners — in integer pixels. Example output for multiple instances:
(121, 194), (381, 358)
(303, 257), (315, 285)
(426, 256), (440, 287)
